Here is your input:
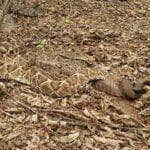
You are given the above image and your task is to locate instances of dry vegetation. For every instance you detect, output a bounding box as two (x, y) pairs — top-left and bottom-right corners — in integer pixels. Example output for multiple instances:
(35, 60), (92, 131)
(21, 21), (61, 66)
(0, 0), (150, 149)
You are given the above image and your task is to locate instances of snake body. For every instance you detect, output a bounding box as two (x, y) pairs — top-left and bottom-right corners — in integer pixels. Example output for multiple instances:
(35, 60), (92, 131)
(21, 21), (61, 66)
(0, 54), (149, 99)
(0, 54), (106, 97)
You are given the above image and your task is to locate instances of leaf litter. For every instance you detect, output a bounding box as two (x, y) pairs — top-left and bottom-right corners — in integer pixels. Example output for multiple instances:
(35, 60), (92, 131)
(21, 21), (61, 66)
(0, 0), (150, 149)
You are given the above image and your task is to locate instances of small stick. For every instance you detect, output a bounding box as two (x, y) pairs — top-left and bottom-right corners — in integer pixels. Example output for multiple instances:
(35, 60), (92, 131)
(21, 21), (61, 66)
(0, 108), (16, 118)
(16, 100), (37, 113)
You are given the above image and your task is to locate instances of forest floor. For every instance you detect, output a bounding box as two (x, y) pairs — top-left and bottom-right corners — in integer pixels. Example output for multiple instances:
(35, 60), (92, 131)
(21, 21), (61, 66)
(0, 0), (150, 149)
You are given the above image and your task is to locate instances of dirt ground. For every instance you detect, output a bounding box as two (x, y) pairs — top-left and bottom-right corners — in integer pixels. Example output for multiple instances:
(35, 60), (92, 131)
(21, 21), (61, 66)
(0, 0), (150, 149)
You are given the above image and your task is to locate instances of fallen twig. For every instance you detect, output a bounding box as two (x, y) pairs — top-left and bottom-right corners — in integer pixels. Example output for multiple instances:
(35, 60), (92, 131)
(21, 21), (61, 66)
(0, 108), (16, 119)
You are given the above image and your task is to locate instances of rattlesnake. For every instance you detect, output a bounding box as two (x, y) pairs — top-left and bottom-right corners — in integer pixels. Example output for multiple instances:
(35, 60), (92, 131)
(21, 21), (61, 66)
(0, 53), (149, 99)
(0, 54), (105, 97)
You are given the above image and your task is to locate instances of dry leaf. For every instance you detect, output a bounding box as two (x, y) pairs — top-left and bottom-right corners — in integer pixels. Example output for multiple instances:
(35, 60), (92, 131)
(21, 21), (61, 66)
(31, 114), (38, 123)
(93, 135), (123, 146)
(58, 132), (79, 143)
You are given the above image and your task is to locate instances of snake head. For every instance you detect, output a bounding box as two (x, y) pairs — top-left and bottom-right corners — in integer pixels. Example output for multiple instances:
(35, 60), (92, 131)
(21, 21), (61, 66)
(133, 79), (150, 94)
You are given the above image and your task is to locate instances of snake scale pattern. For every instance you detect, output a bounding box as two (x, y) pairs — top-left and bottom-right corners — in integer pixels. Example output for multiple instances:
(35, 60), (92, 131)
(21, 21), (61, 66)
(0, 1), (149, 99)
(0, 52), (149, 99)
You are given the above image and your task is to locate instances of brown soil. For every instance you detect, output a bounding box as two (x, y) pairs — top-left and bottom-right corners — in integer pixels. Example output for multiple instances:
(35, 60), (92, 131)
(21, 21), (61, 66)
(0, 0), (150, 149)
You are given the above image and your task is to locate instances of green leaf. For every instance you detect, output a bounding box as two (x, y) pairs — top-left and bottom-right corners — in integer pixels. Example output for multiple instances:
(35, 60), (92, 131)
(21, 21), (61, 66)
(65, 17), (72, 24)
(36, 39), (47, 49)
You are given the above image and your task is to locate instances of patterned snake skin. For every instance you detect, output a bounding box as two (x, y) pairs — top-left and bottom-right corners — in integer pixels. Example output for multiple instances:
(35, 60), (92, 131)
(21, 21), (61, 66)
(0, 54), (104, 97)
(0, 52), (146, 99)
